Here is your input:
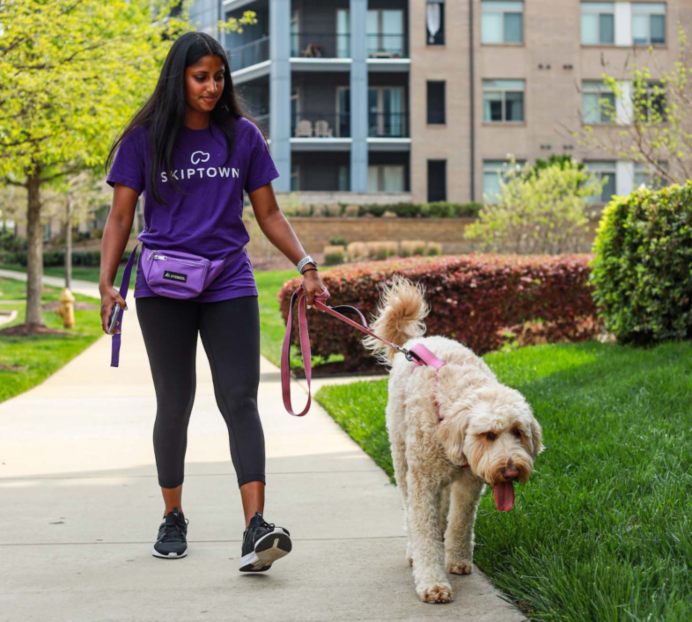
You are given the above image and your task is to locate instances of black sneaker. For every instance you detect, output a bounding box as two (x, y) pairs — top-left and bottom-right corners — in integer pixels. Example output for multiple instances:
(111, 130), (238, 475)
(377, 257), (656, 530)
(152, 507), (188, 559)
(239, 512), (292, 572)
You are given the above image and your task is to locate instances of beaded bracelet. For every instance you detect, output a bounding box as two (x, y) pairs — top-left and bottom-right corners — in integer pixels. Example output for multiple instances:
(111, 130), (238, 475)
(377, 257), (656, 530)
(301, 267), (318, 275)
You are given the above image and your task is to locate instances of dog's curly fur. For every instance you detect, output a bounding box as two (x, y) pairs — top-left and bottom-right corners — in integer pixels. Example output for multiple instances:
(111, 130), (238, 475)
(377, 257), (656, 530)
(364, 276), (544, 604)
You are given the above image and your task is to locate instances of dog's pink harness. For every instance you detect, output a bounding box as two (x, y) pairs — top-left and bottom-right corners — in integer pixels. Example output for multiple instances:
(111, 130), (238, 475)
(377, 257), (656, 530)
(281, 287), (448, 418)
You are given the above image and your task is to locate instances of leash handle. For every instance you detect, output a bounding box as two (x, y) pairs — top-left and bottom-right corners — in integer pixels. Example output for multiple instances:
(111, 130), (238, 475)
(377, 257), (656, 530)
(110, 245), (139, 368)
(281, 287), (321, 416)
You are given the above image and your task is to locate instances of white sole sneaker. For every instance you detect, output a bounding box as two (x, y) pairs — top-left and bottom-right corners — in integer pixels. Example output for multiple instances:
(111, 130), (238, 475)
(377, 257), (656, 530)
(151, 546), (187, 559)
(239, 528), (292, 572)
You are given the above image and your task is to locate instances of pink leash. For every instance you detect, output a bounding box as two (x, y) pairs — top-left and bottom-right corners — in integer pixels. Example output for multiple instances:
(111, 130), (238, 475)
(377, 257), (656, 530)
(281, 287), (446, 417)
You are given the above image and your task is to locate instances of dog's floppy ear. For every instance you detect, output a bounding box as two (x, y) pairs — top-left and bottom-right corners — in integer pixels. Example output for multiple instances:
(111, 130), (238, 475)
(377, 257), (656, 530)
(529, 418), (544, 458)
(436, 415), (469, 465)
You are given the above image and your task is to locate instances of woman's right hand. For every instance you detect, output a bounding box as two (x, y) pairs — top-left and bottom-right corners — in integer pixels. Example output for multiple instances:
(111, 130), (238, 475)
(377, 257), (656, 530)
(99, 285), (127, 334)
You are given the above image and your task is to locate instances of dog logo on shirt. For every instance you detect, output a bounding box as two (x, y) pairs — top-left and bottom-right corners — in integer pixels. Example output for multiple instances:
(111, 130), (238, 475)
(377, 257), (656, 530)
(191, 151), (211, 165)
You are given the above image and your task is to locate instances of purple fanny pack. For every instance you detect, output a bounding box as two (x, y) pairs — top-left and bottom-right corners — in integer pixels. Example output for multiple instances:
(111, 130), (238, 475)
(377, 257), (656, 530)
(141, 247), (228, 299)
(110, 244), (239, 367)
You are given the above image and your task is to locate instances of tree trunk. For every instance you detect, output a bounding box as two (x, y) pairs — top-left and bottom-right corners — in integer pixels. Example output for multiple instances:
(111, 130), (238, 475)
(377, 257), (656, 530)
(65, 195), (72, 290)
(25, 172), (44, 329)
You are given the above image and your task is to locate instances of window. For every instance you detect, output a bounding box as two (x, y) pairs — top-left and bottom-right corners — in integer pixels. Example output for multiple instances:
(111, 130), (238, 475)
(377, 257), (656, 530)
(632, 3), (666, 45)
(483, 80), (525, 122)
(585, 161), (616, 203)
(581, 80), (616, 123)
(368, 165), (405, 192)
(290, 165), (300, 191)
(367, 9), (405, 57)
(336, 86), (351, 137)
(338, 165), (350, 192)
(483, 159), (525, 203)
(336, 9), (350, 58)
(426, 0), (445, 45)
(481, 1), (523, 44)
(369, 87), (406, 137)
(581, 2), (615, 45)
(634, 162), (666, 189)
(427, 81), (446, 124)
(427, 160), (447, 202)
(633, 80), (666, 122)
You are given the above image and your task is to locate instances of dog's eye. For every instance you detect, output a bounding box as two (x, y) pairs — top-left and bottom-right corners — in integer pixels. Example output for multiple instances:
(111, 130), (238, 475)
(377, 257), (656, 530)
(485, 432), (497, 441)
(512, 428), (523, 439)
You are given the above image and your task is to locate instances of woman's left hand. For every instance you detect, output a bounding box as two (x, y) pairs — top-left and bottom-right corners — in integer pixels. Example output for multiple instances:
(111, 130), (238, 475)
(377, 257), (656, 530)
(302, 269), (329, 307)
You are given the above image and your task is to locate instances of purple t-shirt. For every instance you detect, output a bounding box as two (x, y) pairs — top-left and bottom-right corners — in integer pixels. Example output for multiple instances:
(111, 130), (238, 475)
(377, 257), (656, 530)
(106, 117), (279, 301)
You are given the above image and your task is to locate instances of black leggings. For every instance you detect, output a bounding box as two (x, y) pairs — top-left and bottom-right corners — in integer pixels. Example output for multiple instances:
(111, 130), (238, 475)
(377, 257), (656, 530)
(136, 295), (265, 488)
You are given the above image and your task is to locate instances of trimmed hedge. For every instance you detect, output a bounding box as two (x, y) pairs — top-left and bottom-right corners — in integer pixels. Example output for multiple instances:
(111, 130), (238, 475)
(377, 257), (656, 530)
(591, 182), (692, 344)
(279, 254), (598, 369)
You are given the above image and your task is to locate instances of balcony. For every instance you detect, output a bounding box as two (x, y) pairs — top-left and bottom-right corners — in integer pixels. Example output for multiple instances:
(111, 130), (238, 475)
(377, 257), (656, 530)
(367, 33), (407, 58)
(369, 112), (409, 138)
(293, 115), (346, 139)
(291, 33), (350, 59)
(228, 36), (269, 73)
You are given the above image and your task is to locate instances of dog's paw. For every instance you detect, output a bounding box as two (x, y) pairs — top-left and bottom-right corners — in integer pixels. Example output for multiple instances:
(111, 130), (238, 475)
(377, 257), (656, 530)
(447, 560), (473, 575)
(417, 583), (453, 604)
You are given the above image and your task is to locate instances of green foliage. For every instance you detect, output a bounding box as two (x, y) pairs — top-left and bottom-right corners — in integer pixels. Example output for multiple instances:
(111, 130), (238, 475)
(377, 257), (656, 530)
(590, 182), (692, 344)
(466, 158), (603, 254)
(324, 250), (346, 265)
(579, 28), (692, 185)
(316, 341), (692, 621)
(0, 0), (187, 178)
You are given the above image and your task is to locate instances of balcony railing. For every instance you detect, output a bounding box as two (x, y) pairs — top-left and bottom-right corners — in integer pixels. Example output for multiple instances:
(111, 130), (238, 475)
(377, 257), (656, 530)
(367, 34), (407, 58)
(369, 112), (409, 138)
(292, 112), (350, 138)
(291, 33), (351, 59)
(228, 36), (269, 72)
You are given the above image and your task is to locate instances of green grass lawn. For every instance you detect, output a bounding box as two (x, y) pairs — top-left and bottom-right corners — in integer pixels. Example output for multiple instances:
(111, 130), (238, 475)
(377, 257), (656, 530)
(0, 264), (102, 283)
(0, 278), (103, 403)
(315, 341), (691, 621)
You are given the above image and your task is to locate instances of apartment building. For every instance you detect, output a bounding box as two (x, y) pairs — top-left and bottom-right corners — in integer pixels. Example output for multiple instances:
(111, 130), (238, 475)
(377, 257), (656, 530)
(190, 1), (691, 203)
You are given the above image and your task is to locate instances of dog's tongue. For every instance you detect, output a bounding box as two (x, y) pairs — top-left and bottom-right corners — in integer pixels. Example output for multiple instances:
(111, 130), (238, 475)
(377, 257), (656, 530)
(492, 481), (515, 512)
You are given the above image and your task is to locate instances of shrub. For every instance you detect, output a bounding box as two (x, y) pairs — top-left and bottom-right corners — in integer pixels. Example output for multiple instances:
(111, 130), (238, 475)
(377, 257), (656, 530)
(426, 242), (442, 256)
(346, 242), (368, 261)
(344, 205), (359, 218)
(366, 241), (398, 260)
(466, 158), (601, 254)
(326, 203), (343, 217)
(399, 240), (425, 257)
(323, 245), (346, 266)
(279, 254), (598, 369)
(329, 236), (348, 246)
(590, 183), (692, 344)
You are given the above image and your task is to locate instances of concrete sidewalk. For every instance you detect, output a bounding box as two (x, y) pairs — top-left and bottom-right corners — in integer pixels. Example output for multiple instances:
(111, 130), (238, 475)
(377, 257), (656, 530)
(0, 287), (523, 621)
(0, 268), (100, 299)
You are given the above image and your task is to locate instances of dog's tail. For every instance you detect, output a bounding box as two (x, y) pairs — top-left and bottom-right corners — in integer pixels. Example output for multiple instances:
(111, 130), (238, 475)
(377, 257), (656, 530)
(363, 275), (429, 365)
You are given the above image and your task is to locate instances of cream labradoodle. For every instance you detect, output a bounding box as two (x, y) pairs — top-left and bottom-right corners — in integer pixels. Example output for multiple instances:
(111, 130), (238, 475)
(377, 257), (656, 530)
(364, 276), (544, 604)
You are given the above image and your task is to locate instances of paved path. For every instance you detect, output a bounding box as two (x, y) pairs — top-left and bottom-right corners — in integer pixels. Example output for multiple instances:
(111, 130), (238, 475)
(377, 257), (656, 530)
(0, 269), (523, 621)
(0, 269), (100, 299)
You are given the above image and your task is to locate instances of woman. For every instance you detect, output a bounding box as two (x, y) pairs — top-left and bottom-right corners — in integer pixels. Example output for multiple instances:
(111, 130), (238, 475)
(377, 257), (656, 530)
(100, 31), (327, 572)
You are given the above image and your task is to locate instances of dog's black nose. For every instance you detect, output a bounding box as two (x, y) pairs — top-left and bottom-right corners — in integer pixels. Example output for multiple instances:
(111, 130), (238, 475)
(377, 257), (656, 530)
(503, 466), (519, 481)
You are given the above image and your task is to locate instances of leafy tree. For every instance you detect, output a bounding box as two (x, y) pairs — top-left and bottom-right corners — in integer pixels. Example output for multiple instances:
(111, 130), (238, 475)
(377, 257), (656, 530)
(0, 0), (256, 332)
(575, 27), (691, 186)
(465, 158), (603, 254)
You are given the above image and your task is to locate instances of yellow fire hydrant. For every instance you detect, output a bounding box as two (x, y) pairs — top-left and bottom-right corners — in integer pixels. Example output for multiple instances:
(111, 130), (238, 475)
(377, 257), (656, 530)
(58, 288), (75, 329)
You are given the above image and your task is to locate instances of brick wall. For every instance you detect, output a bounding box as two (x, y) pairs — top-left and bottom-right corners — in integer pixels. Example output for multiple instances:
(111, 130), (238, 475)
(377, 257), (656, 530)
(244, 216), (596, 260)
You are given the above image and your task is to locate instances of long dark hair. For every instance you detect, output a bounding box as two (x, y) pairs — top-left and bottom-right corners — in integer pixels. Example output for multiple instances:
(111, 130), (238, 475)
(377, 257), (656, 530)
(106, 31), (248, 204)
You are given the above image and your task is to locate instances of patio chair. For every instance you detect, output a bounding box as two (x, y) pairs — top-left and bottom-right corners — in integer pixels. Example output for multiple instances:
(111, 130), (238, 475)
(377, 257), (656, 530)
(295, 119), (313, 137)
(314, 120), (333, 138)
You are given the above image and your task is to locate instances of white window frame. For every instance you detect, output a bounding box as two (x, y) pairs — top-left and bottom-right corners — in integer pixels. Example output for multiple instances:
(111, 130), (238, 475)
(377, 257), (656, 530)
(581, 80), (617, 124)
(632, 2), (666, 45)
(580, 2), (615, 45)
(482, 159), (525, 203)
(481, 1), (524, 45)
(368, 164), (405, 193)
(482, 79), (525, 123)
(584, 160), (617, 203)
